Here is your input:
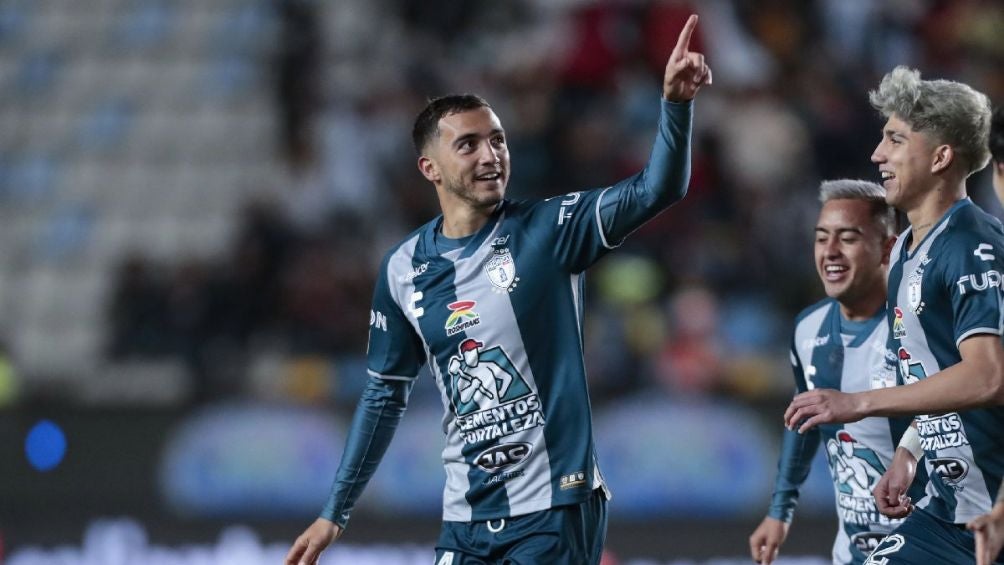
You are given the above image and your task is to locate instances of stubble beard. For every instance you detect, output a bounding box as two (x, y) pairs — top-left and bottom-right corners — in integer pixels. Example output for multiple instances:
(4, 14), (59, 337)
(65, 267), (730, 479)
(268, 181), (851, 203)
(444, 177), (503, 210)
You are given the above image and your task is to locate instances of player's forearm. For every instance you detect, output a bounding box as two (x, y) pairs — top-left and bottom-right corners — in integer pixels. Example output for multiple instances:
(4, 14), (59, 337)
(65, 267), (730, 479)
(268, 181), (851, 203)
(320, 375), (412, 528)
(641, 98), (693, 207)
(768, 427), (819, 522)
(858, 358), (1003, 417)
(599, 99), (693, 242)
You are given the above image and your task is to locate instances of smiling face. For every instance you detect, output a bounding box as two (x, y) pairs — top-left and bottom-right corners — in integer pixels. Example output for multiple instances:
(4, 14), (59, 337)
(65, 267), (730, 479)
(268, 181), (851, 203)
(419, 107), (510, 212)
(814, 199), (890, 310)
(870, 114), (939, 212)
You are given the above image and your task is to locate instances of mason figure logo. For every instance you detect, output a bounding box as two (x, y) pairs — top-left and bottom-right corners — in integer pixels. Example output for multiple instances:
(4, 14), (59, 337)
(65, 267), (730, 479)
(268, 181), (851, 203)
(826, 431), (885, 499)
(897, 347), (926, 385)
(447, 339), (531, 415)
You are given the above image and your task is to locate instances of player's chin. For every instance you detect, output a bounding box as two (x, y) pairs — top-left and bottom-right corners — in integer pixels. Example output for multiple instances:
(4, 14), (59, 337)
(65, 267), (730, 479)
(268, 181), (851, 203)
(821, 281), (847, 300)
(474, 190), (504, 207)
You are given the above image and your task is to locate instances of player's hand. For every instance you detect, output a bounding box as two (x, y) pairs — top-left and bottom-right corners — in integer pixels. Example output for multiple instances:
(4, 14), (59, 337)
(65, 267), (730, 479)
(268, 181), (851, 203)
(968, 503), (1004, 565)
(873, 448), (917, 519)
(783, 389), (864, 433)
(285, 518), (343, 565)
(748, 516), (789, 564)
(663, 14), (711, 102)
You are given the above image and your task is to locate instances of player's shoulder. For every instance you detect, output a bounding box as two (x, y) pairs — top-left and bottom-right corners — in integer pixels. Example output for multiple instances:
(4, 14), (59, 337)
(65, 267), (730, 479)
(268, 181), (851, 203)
(931, 201), (1004, 264)
(376, 219), (437, 279)
(942, 200), (1004, 242)
(509, 189), (606, 215)
(793, 297), (836, 327)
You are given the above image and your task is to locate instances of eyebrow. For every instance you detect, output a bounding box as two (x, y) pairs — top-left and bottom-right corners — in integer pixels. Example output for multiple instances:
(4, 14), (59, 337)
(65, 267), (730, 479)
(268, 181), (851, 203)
(815, 227), (865, 234)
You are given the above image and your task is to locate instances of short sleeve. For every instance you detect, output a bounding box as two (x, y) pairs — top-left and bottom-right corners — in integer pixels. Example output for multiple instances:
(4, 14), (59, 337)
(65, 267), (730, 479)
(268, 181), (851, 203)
(943, 237), (1004, 346)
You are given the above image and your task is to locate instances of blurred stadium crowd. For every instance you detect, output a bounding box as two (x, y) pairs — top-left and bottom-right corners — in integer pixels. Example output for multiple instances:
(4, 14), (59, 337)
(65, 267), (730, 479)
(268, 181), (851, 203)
(1, 0), (1002, 561)
(27, 0), (994, 408)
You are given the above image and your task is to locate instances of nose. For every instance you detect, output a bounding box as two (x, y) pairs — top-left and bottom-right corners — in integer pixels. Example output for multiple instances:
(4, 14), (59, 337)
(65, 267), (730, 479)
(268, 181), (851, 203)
(823, 237), (841, 258)
(479, 142), (500, 166)
(871, 140), (885, 163)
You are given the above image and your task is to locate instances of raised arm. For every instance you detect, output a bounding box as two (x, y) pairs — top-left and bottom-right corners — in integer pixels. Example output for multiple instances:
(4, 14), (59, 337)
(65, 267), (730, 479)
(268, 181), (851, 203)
(597, 14), (711, 245)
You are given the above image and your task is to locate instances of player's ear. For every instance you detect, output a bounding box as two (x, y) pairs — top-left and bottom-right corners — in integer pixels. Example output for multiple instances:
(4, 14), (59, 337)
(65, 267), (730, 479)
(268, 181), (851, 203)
(930, 144), (953, 174)
(418, 155), (440, 183)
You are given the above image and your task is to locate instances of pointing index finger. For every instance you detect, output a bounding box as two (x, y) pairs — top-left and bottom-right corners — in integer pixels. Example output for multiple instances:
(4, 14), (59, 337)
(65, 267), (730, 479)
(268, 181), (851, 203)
(673, 14), (699, 57)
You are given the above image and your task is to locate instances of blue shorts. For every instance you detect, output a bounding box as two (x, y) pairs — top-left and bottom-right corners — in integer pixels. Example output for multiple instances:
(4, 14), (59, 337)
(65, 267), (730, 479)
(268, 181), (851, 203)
(434, 489), (608, 565)
(864, 507), (1004, 565)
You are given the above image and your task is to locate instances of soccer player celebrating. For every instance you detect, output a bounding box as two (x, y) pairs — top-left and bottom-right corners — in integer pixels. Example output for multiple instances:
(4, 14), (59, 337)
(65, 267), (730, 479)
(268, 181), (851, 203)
(285, 14), (711, 565)
(784, 67), (1004, 563)
(749, 180), (925, 565)
(966, 105), (1004, 565)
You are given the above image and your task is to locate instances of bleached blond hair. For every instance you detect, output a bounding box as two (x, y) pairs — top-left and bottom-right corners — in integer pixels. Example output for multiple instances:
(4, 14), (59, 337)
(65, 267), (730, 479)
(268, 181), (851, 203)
(869, 66), (992, 176)
(819, 179), (895, 237)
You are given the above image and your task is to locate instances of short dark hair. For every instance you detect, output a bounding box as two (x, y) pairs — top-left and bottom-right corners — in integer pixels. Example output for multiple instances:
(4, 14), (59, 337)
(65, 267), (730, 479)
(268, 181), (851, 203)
(991, 106), (1004, 164)
(412, 94), (491, 155)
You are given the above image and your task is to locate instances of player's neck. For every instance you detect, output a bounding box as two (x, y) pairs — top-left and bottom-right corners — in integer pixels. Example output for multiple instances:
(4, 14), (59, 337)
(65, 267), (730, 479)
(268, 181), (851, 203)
(839, 289), (885, 322)
(440, 205), (495, 239)
(905, 180), (966, 250)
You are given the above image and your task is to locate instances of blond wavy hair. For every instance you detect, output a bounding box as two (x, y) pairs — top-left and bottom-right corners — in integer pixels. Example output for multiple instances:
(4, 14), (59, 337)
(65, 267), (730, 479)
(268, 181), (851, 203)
(869, 66), (992, 176)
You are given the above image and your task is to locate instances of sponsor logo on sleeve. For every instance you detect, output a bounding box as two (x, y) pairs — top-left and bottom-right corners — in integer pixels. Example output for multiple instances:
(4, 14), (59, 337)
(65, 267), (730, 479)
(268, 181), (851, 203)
(370, 310), (387, 331)
(956, 269), (1003, 295)
(974, 243), (995, 261)
(551, 192), (582, 226)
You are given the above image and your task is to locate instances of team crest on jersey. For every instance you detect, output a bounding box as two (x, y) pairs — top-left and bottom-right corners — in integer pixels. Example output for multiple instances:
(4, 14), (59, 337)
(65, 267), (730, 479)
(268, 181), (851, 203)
(484, 247), (520, 293)
(445, 300), (481, 336)
(446, 339), (545, 444)
(892, 307), (906, 340)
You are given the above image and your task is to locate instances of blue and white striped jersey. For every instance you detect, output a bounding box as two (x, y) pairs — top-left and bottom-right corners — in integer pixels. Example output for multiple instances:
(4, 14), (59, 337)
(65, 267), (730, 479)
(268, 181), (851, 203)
(887, 198), (1004, 524)
(371, 191), (622, 521)
(776, 299), (921, 564)
(322, 100), (693, 526)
